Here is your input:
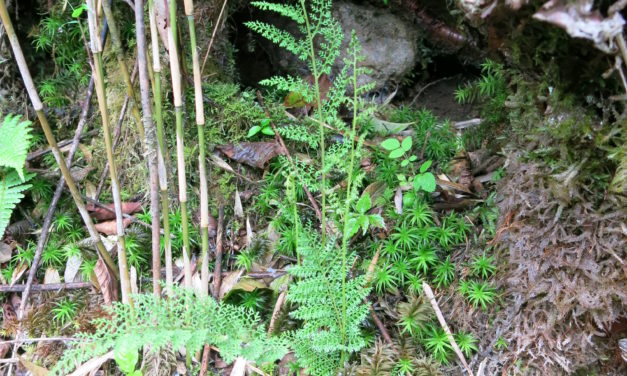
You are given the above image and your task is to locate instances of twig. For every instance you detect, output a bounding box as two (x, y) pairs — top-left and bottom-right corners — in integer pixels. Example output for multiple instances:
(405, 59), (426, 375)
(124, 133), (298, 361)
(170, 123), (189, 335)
(419, 130), (430, 160)
(409, 76), (454, 106)
(422, 281), (474, 376)
(199, 344), (211, 376)
(0, 282), (92, 293)
(257, 91), (323, 224)
(26, 129), (99, 161)
(268, 290), (287, 335)
(212, 206), (224, 299)
(0, 337), (75, 345)
(200, 0), (228, 74)
(454, 118), (482, 130)
(369, 304), (393, 345)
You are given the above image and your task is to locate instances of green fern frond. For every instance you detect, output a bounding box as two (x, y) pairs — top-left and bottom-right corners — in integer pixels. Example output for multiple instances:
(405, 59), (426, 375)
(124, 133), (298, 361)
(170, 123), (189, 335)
(250, 1), (305, 24)
(245, 21), (308, 60)
(0, 114), (33, 181)
(0, 171), (33, 238)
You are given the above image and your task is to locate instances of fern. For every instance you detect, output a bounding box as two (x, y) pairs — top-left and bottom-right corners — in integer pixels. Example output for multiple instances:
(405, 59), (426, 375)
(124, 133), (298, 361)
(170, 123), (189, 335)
(0, 171), (33, 239)
(0, 114), (33, 181)
(287, 230), (371, 375)
(52, 287), (288, 375)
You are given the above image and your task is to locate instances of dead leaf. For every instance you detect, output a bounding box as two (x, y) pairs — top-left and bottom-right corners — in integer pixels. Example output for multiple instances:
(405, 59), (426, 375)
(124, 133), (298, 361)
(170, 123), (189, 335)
(130, 266), (138, 294)
(0, 342), (9, 359)
(43, 268), (61, 284)
(394, 187), (403, 215)
(229, 357), (247, 376)
(78, 143), (92, 163)
(192, 272), (203, 296)
(19, 356), (48, 376)
(11, 261), (28, 285)
(64, 254), (83, 283)
(88, 202), (142, 221)
(94, 217), (133, 235)
(95, 258), (118, 305)
(217, 142), (284, 169)
(66, 351), (114, 376)
(0, 242), (11, 263)
(234, 189), (244, 218)
(219, 270), (244, 299)
(363, 182), (387, 208)
(246, 216), (253, 246)
(209, 153), (236, 174)
(85, 181), (97, 200)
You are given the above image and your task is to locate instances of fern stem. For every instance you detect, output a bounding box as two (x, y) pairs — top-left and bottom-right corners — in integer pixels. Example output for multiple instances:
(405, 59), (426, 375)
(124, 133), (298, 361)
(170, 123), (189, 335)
(167, 0), (193, 289)
(300, 0), (326, 241)
(148, 0), (173, 296)
(87, 0), (133, 305)
(101, 0), (145, 142)
(184, 0), (210, 296)
(135, 0), (162, 298)
(0, 3), (120, 283)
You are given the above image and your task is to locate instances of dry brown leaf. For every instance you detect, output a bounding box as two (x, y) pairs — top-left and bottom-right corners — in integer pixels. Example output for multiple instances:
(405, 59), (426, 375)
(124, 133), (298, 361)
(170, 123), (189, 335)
(219, 270), (244, 299)
(94, 217), (134, 235)
(64, 254), (82, 283)
(229, 357), (247, 376)
(11, 261), (28, 285)
(19, 356), (49, 376)
(43, 268), (61, 284)
(95, 258), (117, 305)
(88, 202), (142, 221)
(67, 351), (114, 376)
(78, 143), (92, 163)
(394, 187), (403, 215)
(234, 189), (244, 218)
(217, 142), (283, 169)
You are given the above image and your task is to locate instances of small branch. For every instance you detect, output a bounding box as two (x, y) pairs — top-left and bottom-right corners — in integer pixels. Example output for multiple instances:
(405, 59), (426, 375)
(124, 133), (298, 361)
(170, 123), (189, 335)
(201, 0), (229, 74)
(212, 206), (224, 299)
(0, 337), (75, 345)
(26, 129), (99, 161)
(0, 282), (92, 293)
(422, 281), (474, 376)
(454, 118), (482, 130)
(369, 304), (393, 345)
(199, 344), (211, 376)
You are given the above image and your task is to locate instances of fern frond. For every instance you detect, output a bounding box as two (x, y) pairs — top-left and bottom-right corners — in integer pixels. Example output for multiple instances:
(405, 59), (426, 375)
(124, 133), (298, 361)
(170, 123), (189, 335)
(259, 75), (313, 102)
(245, 21), (308, 61)
(0, 114), (33, 181)
(249, 2), (305, 24)
(0, 171), (33, 239)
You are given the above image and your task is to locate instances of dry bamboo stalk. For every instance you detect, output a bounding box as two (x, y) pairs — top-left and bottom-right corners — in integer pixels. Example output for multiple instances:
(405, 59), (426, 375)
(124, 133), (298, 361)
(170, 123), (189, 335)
(167, 0), (193, 288)
(148, 0), (173, 296)
(0, 0), (118, 279)
(423, 281), (475, 376)
(86, 0), (132, 305)
(135, 0), (161, 297)
(184, 0), (210, 296)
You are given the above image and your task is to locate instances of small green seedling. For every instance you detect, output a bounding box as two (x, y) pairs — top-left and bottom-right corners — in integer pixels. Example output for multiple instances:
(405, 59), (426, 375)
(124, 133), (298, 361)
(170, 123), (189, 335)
(248, 118), (275, 137)
(381, 136), (415, 166)
(413, 160), (436, 193)
(346, 192), (385, 238)
(114, 342), (142, 376)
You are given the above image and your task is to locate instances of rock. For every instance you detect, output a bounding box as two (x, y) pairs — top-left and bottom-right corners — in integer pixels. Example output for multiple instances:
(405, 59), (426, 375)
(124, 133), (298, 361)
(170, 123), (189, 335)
(331, 1), (418, 90)
(260, 1), (418, 91)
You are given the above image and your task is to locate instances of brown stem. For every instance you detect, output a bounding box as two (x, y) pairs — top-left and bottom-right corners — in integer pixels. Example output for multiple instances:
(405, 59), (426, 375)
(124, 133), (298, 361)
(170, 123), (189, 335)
(26, 129), (98, 161)
(0, 282), (92, 293)
(212, 206), (224, 299)
(199, 344), (211, 376)
(369, 304), (393, 345)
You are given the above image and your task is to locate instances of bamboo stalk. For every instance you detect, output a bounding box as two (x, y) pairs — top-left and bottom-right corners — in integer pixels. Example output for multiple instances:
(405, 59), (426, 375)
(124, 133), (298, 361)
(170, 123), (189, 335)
(0, 0), (118, 280)
(184, 0), (210, 296)
(101, 0), (145, 142)
(135, 0), (161, 298)
(167, 0), (193, 288)
(148, 0), (173, 296)
(86, 0), (132, 305)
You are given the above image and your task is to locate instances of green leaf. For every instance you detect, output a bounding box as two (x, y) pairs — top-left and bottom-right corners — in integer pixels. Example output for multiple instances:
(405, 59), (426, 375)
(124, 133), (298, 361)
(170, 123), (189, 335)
(381, 138), (400, 151)
(72, 4), (86, 18)
(368, 214), (385, 230)
(414, 173), (437, 193)
(261, 118), (271, 127)
(409, 155), (417, 161)
(355, 192), (371, 214)
(114, 341), (139, 374)
(0, 114), (33, 181)
(247, 125), (262, 137)
(420, 160), (432, 174)
(358, 215), (369, 235)
(346, 217), (360, 238)
(261, 126), (275, 136)
(389, 148), (405, 159)
(401, 159), (409, 167)
(401, 136), (412, 152)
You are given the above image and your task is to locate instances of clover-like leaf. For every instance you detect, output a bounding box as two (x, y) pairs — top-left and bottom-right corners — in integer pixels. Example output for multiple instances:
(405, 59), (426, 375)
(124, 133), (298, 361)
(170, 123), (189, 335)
(389, 148), (405, 159)
(381, 138), (400, 151)
(72, 4), (86, 18)
(355, 192), (371, 214)
(414, 173), (437, 193)
(419, 160), (432, 174)
(401, 136), (412, 152)
(409, 155), (417, 162)
(261, 126), (275, 136)
(247, 125), (262, 137)
(401, 159), (409, 167)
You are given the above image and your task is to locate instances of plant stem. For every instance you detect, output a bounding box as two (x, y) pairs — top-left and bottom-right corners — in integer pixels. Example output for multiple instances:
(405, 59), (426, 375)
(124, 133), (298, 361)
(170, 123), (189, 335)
(101, 0), (145, 142)
(166, 0), (193, 288)
(184, 0), (210, 296)
(0, 0), (118, 280)
(86, 0), (132, 305)
(135, 0), (161, 298)
(300, 0), (326, 241)
(148, 0), (173, 296)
